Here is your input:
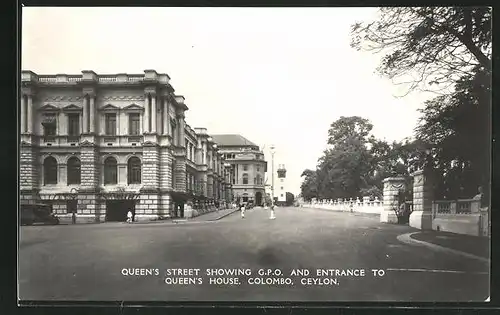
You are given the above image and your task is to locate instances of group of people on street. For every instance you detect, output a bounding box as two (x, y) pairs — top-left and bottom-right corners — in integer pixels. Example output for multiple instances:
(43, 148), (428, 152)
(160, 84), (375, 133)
(239, 202), (276, 220)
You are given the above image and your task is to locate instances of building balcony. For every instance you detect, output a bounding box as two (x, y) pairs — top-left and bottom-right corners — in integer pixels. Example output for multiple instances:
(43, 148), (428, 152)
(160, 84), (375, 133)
(43, 135), (56, 143)
(67, 135), (80, 143)
(127, 136), (143, 143)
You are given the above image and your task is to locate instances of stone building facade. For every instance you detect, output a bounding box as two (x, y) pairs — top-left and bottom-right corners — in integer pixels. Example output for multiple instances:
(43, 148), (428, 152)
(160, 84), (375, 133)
(210, 135), (267, 206)
(20, 70), (232, 223)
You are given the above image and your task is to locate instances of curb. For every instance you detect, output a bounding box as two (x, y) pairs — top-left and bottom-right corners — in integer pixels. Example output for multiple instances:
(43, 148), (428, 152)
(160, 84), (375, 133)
(397, 232), (490, 263)
(208, 209), (240, 221)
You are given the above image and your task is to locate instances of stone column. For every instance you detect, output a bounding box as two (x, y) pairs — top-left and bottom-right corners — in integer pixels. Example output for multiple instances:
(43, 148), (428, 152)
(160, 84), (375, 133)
(177, 115), (186, 147)
(163, 96), (170, 135)
(20, 94), (26, 133)
(202, 142), (207, 164)
(82, 95), (89, 134)
(151, 93), (157, 133)
(27, 94), (33, 134)
(380, 177), (405, 224)
(89, 94), (95, 134)
(409, 169), (433, 230)
(143, 94), (150, 133)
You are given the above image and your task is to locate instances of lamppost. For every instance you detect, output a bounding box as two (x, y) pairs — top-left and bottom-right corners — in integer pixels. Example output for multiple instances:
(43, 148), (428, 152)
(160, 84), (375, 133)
(270, 144), (275, 204)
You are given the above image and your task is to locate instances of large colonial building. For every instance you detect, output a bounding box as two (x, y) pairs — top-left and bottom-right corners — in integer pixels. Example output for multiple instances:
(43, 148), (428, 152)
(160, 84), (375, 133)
(210, 135), (267, 206)
(19, 70), (235, 223)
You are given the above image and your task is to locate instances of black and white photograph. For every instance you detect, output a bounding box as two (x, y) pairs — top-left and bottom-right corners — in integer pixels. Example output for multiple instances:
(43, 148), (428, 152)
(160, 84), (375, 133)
(18, 6), (491, 303)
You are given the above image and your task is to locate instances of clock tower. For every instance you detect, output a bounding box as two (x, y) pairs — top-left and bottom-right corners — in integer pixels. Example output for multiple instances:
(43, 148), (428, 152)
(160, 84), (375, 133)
(277, 164), (287, 206)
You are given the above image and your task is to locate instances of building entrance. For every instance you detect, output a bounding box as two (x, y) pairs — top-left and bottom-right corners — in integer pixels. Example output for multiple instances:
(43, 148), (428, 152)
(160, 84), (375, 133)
(106, 200), (136, 222)
(255, 192), (262, 206)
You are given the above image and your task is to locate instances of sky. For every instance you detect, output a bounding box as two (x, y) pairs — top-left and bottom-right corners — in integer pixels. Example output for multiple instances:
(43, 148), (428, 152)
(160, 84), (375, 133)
(22, 7), (433, 196)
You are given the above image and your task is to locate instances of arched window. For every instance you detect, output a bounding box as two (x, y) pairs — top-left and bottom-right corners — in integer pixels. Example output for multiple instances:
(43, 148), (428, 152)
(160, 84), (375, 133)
(242, 173), (248, 185)
(44, 156), (58, 185)
(104, 157), (117, 185)
(127, 157), (141, 184)
(67, 157), (81, 185)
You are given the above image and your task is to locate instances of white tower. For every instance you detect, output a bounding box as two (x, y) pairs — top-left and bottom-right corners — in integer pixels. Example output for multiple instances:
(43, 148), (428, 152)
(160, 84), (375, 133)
(277, 164), (287, 205)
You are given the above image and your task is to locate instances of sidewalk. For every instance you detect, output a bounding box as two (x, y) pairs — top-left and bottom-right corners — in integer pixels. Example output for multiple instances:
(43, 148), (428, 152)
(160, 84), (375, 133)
(410, 230), (490, 259)
(189, 207), (239, 222)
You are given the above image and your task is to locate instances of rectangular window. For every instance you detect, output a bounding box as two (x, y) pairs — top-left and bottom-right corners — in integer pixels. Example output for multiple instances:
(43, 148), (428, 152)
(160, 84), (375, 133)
(67, 200), (77, 214)
(67, 114), (80, 136)
(105, 114), (117, 136)
(257, 165), (260, 172)
(129, 113), (140, 135)
(281, 186), (284, 190)
(243, 164), (248, 171)
(42, 114), (57, 136)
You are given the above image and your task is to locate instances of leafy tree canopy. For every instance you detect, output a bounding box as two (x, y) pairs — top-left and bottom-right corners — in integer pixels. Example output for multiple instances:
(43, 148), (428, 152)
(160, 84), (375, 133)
(351, 7), (492, 95)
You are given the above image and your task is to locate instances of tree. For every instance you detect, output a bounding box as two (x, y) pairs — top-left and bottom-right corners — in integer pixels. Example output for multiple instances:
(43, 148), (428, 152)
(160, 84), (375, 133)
(351, 7), (492, 95)
(300, 169), (318, 201)
(315, 116), (376, 200)
(415, 65), (490, 199)
(327, 116), (374, 147)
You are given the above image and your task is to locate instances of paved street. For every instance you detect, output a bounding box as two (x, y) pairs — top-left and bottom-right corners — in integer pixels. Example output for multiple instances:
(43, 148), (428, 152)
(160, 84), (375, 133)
(19, 207), (489, 302)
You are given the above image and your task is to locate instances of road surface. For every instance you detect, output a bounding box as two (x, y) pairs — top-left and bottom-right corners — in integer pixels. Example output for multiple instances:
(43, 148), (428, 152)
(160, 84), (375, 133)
(19, 206), (489, 302)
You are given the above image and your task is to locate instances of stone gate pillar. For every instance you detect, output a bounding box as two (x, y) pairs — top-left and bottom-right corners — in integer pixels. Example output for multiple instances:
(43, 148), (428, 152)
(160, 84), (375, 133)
(409, 169), (433, 230)
(380, 177), (406, 223)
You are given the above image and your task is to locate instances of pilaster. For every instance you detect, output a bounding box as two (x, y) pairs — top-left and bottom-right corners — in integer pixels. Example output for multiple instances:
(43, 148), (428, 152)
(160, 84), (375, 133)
(136, 192), (161, 221)
(174, 157), (187, 192)
(80, 138), (99, 189)
(159, 147), (173, 189)
(20, 140), (39, 192)
(142, 142), (160, 189)
(77, 192), (101, 223)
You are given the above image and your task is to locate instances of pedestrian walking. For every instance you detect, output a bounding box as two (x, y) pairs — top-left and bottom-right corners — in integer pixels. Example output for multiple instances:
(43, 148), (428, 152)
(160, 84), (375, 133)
(240, 203), (246, 219)
(127, 210), (133, 223)
(270, 203), (276, 220)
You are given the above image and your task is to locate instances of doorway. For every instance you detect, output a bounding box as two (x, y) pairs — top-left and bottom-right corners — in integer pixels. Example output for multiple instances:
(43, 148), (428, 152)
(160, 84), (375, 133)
(255, 192), (262, 206)
(174, 203), (185, 218)
(106, 200), (136, 222)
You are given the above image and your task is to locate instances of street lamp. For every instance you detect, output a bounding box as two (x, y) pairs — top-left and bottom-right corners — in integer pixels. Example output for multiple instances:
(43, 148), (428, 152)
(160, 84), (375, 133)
(270, 145), (275, 204)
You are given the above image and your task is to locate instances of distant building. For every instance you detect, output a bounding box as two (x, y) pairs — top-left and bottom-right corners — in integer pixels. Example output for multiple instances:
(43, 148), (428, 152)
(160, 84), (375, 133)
(210, 134), (267, 206)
